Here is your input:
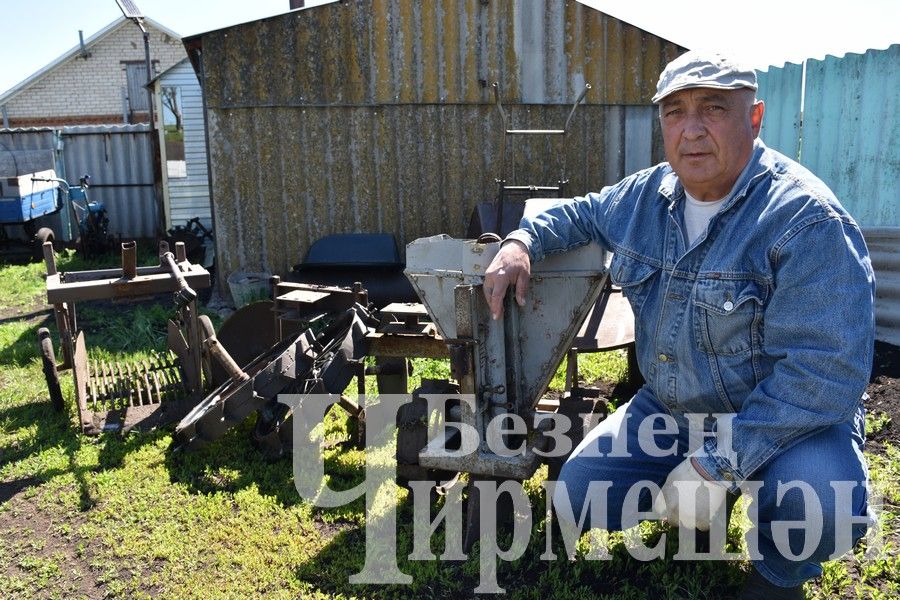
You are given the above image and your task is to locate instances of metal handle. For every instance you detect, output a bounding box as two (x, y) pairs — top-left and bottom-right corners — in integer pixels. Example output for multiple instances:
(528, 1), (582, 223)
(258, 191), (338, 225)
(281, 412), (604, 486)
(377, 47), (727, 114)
(161, 251), (197, 310)
(564, 83), (591, 132)
(491, 81), (591, 192)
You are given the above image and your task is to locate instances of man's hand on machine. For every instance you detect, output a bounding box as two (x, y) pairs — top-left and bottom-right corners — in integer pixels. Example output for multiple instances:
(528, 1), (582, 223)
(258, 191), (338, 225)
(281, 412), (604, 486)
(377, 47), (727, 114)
(483, 240), (532, 320)
(653, 457), (729, 531)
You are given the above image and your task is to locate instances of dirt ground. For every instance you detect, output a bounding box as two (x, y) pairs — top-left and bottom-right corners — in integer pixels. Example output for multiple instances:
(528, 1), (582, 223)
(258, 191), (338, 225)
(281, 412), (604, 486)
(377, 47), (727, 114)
(866, 341), (900, 452)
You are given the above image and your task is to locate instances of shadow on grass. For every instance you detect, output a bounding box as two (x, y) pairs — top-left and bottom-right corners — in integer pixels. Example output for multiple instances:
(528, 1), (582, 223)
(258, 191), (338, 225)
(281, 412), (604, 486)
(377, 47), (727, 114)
(0, 394), (172, 512)
(163, 426), (372, 528)
(0, 312), (53, 367)
(155, 401), (753, 598)
(289, 480), (751, 599)
(0, 307), (53, 326)
(0, 300), (175, 371)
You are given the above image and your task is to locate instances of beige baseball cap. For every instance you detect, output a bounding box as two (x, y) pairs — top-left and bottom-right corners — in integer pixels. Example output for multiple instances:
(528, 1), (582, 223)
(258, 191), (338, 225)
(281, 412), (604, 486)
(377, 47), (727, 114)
(652, 51), (758, 103)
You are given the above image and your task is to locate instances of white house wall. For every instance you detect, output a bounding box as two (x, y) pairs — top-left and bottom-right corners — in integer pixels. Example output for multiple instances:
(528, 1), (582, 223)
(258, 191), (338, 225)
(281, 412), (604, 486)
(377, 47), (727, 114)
(160, 60), (211, 230)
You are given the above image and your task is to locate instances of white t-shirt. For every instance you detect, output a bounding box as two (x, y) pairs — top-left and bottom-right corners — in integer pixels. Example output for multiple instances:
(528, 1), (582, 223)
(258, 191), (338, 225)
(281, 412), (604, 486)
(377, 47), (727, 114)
(683, 191), (727, 245)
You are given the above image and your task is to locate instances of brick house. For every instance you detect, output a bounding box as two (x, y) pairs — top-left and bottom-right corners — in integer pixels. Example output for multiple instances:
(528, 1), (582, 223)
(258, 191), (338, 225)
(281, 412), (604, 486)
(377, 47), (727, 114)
(0, 17), (185, 128)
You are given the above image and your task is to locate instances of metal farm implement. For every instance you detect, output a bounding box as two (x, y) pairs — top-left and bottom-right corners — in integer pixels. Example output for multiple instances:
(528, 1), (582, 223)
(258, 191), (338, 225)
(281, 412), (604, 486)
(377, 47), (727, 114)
(167, 232), (626, 549)
(38, 240), (212, 434)
(163, 82), (639, 548)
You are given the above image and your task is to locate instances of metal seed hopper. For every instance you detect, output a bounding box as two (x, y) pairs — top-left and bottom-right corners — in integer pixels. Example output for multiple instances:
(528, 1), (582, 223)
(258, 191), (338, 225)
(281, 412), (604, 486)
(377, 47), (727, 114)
(403, 230), (608, 480)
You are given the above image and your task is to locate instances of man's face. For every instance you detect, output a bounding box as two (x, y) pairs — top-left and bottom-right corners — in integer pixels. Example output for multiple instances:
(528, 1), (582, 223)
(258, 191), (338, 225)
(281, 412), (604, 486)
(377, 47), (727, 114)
(659, 88), (764, 200)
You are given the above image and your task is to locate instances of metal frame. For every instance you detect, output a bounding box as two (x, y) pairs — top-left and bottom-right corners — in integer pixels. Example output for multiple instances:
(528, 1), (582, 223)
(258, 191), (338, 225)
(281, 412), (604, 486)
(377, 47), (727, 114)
(41, 240), (211, 434)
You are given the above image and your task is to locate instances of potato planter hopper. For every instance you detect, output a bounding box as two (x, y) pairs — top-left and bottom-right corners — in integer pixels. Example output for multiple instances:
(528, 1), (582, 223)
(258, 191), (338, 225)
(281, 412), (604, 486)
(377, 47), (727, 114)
(404, 229), (608, 480)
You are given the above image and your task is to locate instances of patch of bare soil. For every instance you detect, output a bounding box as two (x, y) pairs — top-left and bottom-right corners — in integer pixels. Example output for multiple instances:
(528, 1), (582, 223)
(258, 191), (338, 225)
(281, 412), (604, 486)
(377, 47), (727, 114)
(0, 483), (104, 599)
(866, 341), (900, 453)
(0, 301), (51, 325)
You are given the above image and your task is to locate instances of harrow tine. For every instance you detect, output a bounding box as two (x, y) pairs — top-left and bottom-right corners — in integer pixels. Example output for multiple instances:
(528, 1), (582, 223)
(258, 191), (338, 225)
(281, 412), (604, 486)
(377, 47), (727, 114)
(167, 363), (182, 401)
(157, 361), (172, 402)
(94, 360), (104, 406)
(100, 361), (111, 408)
(141, 360), (154, 405)
(151, 370), (163, 405)
(87, 360), (98, 410)
(127, 362), (141, 406)
(149, 354), (162, 400)
(115, 361), (128, 407)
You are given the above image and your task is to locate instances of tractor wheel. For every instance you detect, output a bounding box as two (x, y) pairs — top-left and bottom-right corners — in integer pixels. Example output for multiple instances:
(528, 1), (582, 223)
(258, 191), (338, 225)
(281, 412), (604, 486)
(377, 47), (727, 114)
(33, 228), (54, 262)
(37, 327), (65, 412)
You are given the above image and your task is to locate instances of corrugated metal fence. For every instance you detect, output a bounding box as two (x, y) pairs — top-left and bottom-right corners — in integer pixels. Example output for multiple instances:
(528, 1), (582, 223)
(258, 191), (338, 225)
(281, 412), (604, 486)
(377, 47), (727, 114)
(755, 61), (802, 160)
(0, 124), (158, 240)
(194, 0), (685, 283)
(757, 45), (900, 345)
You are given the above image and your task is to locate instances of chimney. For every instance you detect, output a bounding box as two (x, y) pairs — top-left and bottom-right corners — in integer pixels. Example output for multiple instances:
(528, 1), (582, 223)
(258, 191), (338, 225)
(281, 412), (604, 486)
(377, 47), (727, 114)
(289, 0), (304, 9)
(78, 30), (92, 59)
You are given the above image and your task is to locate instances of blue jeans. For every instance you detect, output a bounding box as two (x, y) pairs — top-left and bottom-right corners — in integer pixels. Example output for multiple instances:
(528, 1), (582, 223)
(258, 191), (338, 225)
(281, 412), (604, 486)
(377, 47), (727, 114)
(555, 388), (871, 587)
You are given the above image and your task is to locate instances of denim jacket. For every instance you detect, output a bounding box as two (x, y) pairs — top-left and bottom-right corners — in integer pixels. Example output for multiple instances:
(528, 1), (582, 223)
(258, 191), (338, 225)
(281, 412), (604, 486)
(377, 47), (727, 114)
(507, 139), (875, 491)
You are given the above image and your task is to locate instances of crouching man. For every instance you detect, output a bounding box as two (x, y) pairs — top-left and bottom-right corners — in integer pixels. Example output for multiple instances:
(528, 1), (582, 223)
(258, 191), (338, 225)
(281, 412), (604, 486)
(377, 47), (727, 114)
(483, 51), (875, 599)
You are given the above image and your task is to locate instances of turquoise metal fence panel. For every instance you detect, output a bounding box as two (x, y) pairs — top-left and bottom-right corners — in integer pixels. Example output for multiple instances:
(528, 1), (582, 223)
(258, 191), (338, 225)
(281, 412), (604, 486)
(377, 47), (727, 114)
(755, 62), (802, 160)
(802, 45), (899, 227)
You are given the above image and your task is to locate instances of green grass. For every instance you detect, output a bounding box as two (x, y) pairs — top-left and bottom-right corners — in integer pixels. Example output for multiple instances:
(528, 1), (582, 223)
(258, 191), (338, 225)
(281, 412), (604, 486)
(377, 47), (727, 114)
(0, 260), (48, 311)
(0, 254), (897, 598)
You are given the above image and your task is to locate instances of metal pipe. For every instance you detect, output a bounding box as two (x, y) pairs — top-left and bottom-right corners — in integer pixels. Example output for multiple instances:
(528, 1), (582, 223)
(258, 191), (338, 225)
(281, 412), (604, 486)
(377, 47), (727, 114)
(564, 83), (592, 132)
(78, 30), (90, 59)
(121, 241), (137, 279)
(142, 28), (154, 130)
(161, 251), (197, 309)
(204, 335), (249, 382)
(195, 48), (219, 295)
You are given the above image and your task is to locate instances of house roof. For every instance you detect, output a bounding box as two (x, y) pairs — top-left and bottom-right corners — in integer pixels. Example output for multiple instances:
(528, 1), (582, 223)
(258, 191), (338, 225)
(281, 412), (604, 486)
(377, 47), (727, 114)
(0, 16), (181, 106)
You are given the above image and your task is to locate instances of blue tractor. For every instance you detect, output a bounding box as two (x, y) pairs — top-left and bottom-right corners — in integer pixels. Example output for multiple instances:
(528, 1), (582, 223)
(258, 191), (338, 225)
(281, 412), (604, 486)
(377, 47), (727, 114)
(0, 148), (110, 260)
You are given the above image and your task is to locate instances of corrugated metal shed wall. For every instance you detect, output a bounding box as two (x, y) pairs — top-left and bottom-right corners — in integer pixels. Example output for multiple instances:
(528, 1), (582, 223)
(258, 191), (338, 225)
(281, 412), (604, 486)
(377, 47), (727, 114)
(198, 0), (684, 280)
(160, 60), (212, 229)
(0, 124), (158, 239)
(755, 61), (802, 160)
(204, 0), (679, 107)
(803, 45), (899, 228)
(804, 46), (900, 345)
(757, 46), (899, 228)
(58, 125), (158, 238)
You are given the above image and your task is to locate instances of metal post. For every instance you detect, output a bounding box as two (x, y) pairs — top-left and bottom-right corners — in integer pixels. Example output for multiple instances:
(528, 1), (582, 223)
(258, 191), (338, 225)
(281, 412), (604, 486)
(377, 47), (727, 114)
(121, 87), (129, 124)
(143, 28), (154, 129)
(115, 1), (154, 127)
(121, 241), (137, 279)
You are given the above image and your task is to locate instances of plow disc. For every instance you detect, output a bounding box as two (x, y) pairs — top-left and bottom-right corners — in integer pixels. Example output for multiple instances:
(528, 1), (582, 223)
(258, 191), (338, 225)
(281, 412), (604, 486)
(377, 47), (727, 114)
(210, 301), (280, 388)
